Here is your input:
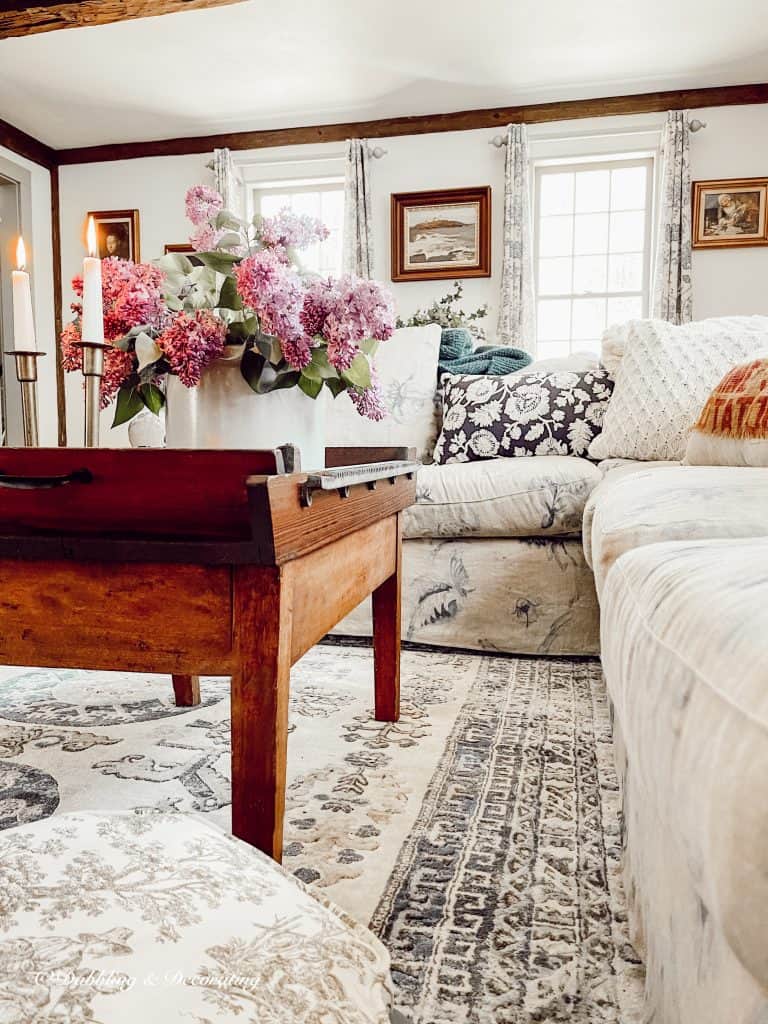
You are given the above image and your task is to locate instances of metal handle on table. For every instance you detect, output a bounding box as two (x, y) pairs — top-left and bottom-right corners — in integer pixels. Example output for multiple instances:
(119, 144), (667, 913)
(0, 468), (94, 490)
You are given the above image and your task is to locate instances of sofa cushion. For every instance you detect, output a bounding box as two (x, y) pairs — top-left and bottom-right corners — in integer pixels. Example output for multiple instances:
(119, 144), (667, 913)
(0, 811), (393, 1023)
(325, 323), (442, 462)
(589, 316), (768, 462)
(587, 464), (768, 595)
(404, 455), (602, 539)
(433, 367), (614, 464)
(601, 537), (768, 1004)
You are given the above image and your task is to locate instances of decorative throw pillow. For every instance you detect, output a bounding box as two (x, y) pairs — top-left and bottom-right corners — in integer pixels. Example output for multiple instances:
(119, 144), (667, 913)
(433, 368), (614, 464)
(589, 316), (768, 462)
(685, 356), (768, 467)
(325, 323), (442, 463)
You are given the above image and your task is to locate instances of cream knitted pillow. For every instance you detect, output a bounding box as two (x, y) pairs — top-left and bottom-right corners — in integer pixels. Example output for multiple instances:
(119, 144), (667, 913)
(589, 316), (768, 462)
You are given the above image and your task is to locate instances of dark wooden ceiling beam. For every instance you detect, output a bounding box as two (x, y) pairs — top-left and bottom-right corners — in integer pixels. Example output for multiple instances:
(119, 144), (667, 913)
(0, 115), (56, 168)
(55, 82), (768, 166)
(0, 0), (247, 39)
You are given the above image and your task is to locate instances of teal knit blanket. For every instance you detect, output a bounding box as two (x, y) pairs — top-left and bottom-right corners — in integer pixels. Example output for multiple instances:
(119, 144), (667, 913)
(438, 327), (532, 379)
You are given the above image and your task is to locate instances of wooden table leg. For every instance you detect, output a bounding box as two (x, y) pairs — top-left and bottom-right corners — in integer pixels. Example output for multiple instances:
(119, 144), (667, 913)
(372, 512), (402, 722)
(171, 674), (201, 707)
(230, 565), (293, 861)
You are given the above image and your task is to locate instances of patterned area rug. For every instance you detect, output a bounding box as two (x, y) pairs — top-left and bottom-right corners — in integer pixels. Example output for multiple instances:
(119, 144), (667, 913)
(0, 646), (643, 1022)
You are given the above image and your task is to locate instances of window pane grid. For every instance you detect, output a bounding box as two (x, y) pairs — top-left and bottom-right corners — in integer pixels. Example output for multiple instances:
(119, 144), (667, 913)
(252, 179), (344, 277)
(535, 156), (653, 354)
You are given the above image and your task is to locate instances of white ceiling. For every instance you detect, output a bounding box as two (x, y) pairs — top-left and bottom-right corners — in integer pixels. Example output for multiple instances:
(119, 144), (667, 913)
(1, 0), (767, 149)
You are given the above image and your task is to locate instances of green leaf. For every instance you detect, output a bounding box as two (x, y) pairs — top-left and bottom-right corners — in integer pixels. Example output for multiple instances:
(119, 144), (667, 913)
(309, 346), (338, 379)
(298, 374), (323, 399)
(341, 353), (371, 390)
(324, 377), (347, 399)
(217, 275), (242, 311)
(215, 209), (244, 232)
(240, 347), (267, 393)
(264, 370), (300, 393)
(193, 251), (241, 274)
(359, 337), (379, 357)
(112, 386), (145, 427)
(164, 292), (183, 312)
(216, 231), (243, 249)
(135, 331), (162, 371)
(300, 360), (322, 382)
(158, 252), (195, 275)
(139, 382), (165, 414)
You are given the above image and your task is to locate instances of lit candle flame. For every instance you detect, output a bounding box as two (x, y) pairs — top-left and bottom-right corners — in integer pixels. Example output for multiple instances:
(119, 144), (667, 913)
(16, 236), (26, 271)
(86, 216), (98, 257)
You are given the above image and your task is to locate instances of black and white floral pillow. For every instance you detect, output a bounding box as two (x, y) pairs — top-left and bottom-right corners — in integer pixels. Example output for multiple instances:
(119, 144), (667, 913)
(433, 369), (614, 464)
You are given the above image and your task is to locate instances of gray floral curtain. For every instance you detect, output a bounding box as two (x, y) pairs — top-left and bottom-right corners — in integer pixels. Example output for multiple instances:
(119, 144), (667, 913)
(343, 139), (373, 278)
(497, 124), (536, 352)
(652, 111), (692, 323)
(212, 147), (237, 211)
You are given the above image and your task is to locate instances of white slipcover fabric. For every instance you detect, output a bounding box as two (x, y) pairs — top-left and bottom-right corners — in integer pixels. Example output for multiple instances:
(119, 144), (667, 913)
(335, 535), (600, 656)
(0, 811), (393, 1023)
(601, 537), (768, 1024)
(404, 456), (602, 539)
(325, 323), (442, 463)
(589, 316), (768, 462)
(587, 464), (768, 596)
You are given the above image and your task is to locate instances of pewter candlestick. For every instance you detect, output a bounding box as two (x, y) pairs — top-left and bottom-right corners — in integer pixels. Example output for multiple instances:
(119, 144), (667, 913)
(10, 349), (44, 447)
(77, 341), (110, 447)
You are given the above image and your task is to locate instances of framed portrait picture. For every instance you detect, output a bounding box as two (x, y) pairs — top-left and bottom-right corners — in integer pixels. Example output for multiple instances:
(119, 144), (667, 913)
(692, 179), (768, 249)
(88, 209), (140, 261)
(391, 186), (491, 281)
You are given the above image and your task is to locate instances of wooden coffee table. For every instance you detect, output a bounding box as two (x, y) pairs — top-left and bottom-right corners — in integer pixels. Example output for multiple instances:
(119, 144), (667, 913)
(0, 445), (417, 860)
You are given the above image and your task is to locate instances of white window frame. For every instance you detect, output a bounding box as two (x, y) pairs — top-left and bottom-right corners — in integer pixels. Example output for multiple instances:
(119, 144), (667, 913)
(532, 151), (657, 355)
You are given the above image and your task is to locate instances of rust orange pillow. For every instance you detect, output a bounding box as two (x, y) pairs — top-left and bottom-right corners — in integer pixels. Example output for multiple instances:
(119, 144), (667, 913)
(685, 356), (768, 467)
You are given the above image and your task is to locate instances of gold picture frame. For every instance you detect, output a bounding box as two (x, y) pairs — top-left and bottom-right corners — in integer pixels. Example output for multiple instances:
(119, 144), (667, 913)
(692, 179), (768, 249)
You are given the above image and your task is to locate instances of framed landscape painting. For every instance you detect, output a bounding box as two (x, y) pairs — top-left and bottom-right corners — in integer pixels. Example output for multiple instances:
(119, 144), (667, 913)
(88, 209), (140, 261)
(692, 178), (768, 249)
(391, 186), (491, 281)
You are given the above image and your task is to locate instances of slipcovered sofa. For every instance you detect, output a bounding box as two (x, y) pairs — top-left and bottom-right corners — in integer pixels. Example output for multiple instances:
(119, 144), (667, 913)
(589, 463), (768, 1024)
(328, 324), (604, 656)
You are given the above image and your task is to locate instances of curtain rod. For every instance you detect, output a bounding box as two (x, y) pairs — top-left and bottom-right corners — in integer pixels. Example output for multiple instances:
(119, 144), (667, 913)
(488, 118), (707, 147)
(206, 144), (387, 170)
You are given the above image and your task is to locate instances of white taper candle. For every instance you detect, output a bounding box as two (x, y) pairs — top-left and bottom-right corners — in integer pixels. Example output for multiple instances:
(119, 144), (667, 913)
(82, 216), (104, 344)
(11, 237), (36, 351)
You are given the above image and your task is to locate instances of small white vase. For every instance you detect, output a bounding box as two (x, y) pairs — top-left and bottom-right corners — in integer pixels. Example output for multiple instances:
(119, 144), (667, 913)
(164, 346), (326, 469)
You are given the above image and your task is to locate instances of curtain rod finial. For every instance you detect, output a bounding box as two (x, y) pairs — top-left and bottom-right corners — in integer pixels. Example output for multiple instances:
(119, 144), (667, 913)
(688, 118), (707, 133)
(489, 134), (507, 148)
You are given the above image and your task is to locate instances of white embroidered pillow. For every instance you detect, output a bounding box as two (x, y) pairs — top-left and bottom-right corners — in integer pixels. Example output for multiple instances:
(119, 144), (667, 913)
(589, 316), (768, 461)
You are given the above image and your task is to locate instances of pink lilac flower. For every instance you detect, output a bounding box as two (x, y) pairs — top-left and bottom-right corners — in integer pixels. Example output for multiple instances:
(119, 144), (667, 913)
(69, 258), (166, 342)
(234, 250), (312, 369)
(335, 274), (395, 342)
(324, 313), (359, 372)
(157, 310), (226, 388)
(185, 184), (224, 226)
(189, 222), (225, 253)
(260, 208), (330, 250)
(348, 368), (387, 421)
(300, 278), (336, 337)
(60, 319), (134, 408)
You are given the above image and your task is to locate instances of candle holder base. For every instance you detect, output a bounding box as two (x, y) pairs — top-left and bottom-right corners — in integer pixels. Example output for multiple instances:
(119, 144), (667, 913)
(75, 341), (112, 449)
(9, 350), (45, 447)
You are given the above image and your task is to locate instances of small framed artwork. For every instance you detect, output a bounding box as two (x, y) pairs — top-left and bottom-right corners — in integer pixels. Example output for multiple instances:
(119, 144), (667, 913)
(692, 179), (768, 249)
(88, 209), (140, 261)
(391, 186), (491, 281)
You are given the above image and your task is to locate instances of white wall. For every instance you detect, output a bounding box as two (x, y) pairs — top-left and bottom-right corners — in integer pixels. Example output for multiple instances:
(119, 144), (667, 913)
(0, 145), (58, 445)
(57, 102), (768, 442)
(690, 104), (768, 319)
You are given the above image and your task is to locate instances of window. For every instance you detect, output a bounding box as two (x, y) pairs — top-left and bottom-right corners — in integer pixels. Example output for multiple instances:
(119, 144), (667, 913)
(250, 177), (344, 277)
(533, 156), (654, 358)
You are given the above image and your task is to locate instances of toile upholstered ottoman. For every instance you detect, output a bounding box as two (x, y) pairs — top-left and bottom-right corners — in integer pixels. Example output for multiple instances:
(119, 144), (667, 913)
(0, 811), (394, 1023)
